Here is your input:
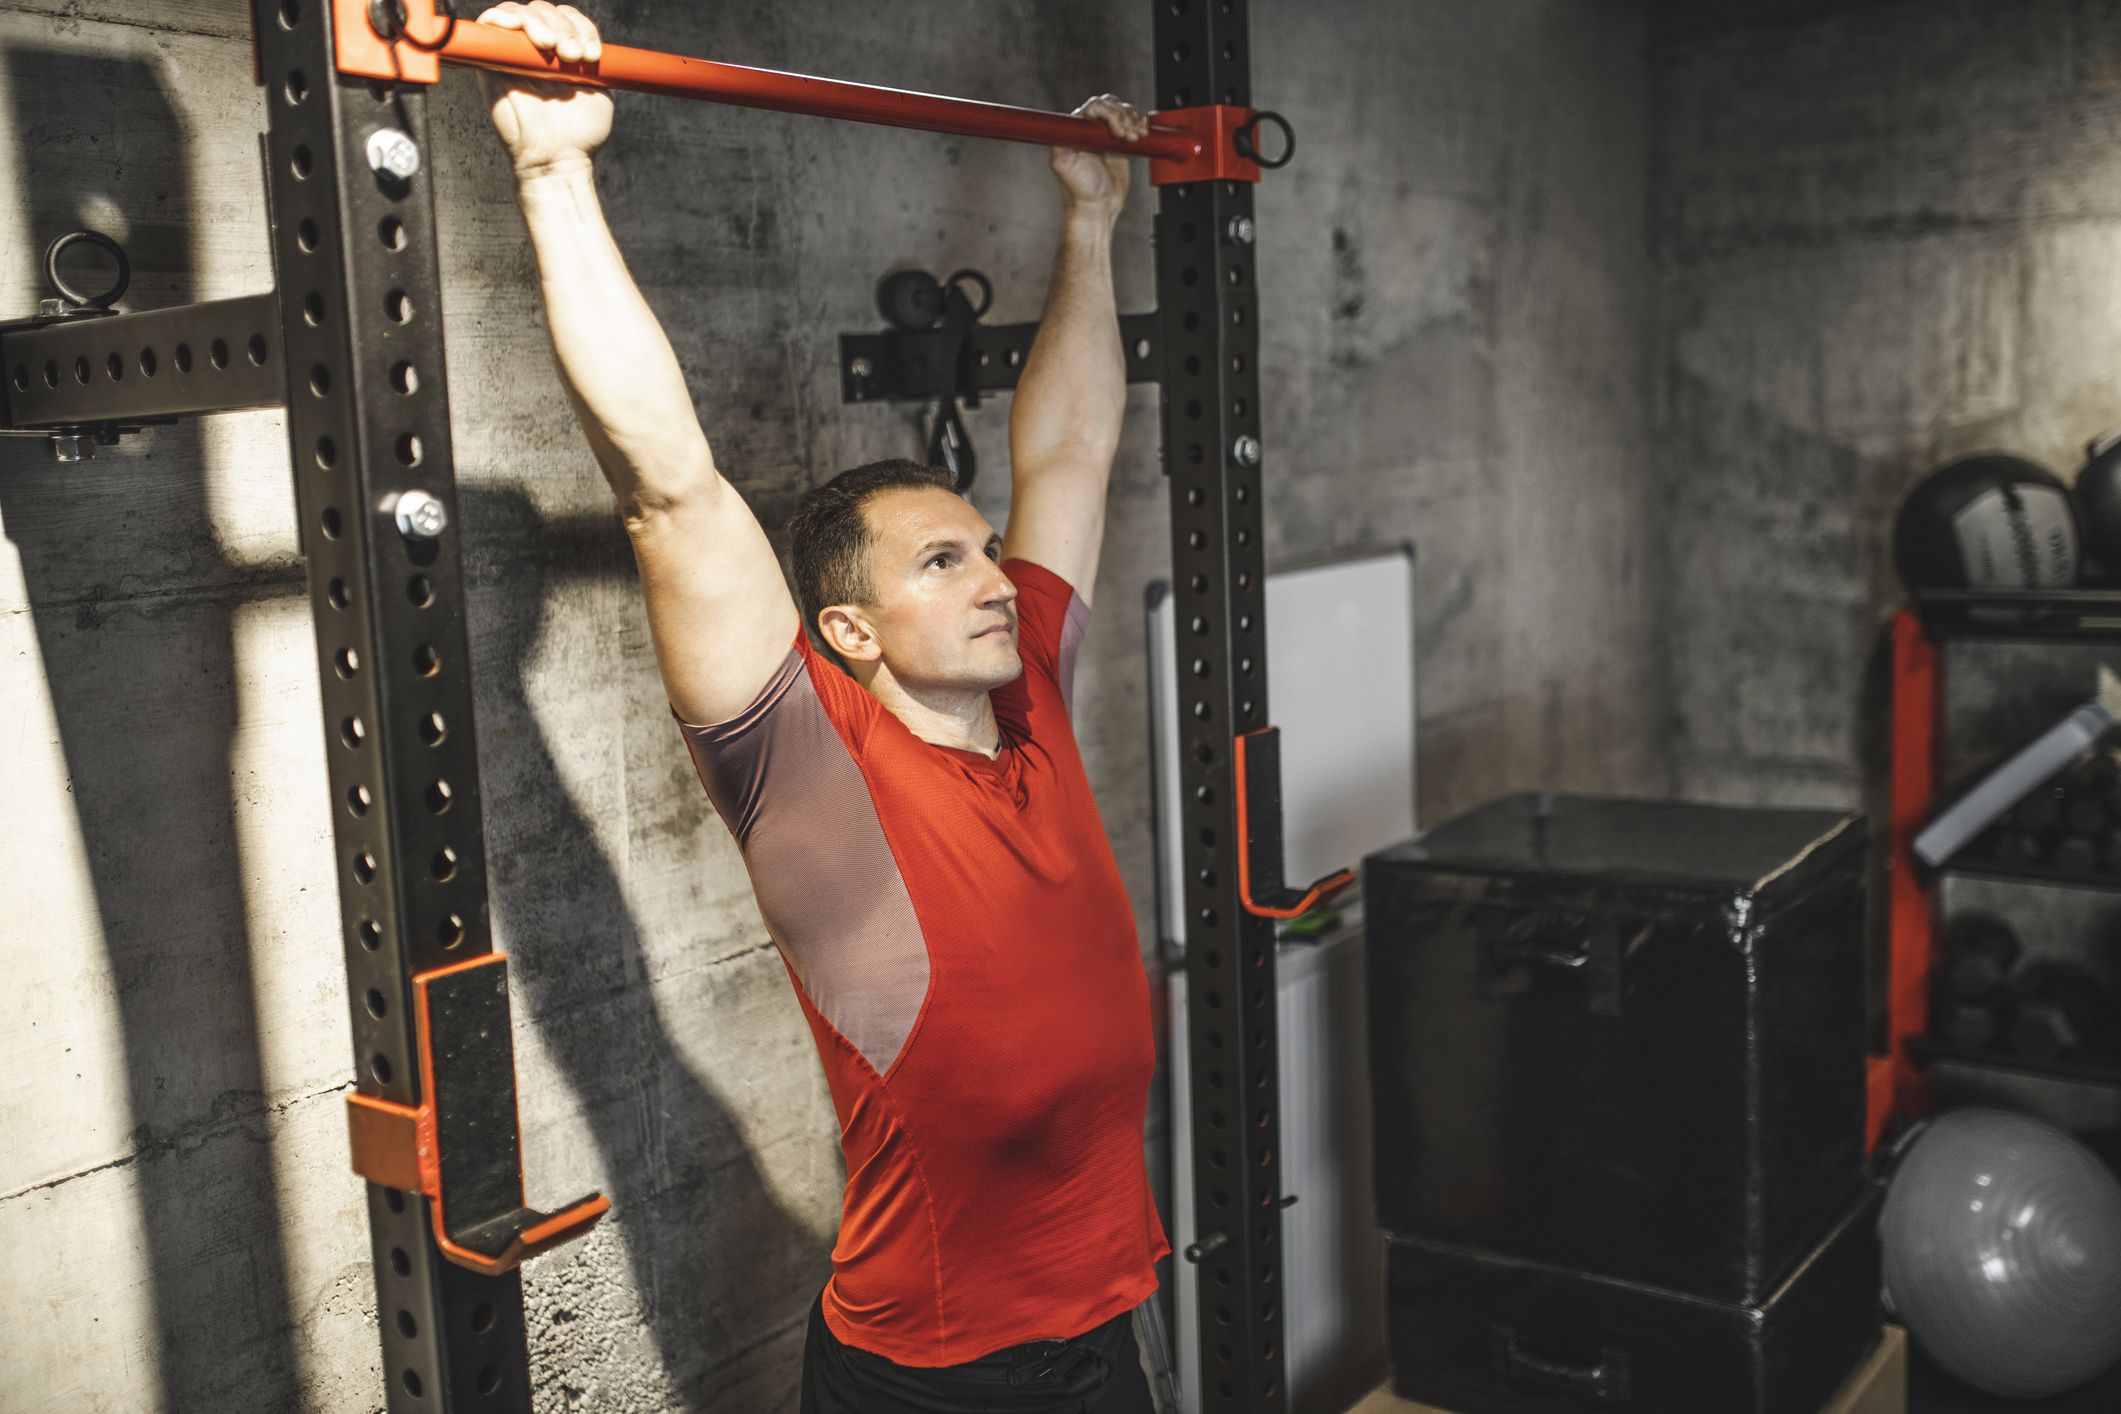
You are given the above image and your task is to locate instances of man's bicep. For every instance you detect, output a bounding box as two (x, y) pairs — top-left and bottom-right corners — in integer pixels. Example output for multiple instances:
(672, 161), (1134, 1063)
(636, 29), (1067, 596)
(627, 480), (801, 726)
(1000, 460), (1108, 607)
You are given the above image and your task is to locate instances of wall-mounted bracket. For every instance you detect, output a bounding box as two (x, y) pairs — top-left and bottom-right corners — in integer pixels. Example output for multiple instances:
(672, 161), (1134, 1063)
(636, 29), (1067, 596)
(2, 293), (287, 428)
(0, 230), (283, 460)
(346, 954), (609, 1276)
(836, 265), (1161, 490)
(839, 309), (1163, 405)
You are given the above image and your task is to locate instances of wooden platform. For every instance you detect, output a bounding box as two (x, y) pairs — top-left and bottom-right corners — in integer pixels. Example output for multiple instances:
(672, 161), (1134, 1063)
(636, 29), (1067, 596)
(1347, 1324), (1907, 1414)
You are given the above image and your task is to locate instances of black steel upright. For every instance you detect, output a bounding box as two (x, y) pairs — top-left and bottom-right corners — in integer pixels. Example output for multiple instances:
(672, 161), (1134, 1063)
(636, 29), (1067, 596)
(1151, 3), (1290, 1413)
(253, 3), (532, 1408)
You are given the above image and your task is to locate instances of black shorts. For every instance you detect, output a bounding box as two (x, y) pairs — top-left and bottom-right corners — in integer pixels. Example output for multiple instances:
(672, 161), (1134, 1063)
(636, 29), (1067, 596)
(798, 1289), (1158, 1414)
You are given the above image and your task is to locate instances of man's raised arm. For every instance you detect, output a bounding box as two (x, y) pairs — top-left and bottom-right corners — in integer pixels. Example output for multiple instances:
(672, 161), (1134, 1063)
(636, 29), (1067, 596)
(1000, 96), (1148, 606)
(482, 2), (797, 725)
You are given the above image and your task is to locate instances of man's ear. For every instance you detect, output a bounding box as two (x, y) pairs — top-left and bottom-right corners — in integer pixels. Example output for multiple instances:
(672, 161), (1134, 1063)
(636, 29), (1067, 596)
(819, 605), (882, 664)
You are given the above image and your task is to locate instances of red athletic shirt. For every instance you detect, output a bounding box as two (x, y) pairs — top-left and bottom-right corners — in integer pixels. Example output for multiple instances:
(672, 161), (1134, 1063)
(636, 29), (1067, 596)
(679, 558), (1168, 1366)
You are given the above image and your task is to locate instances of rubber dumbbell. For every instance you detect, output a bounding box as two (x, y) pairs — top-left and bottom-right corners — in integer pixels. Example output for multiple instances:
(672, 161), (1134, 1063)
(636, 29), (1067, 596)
(2016, 784), (2067, 835)
(1939, 999), (2007, 1050)
(2066, 789), (2109, 835)
(2005, 961), (2119, 1062)
(1941, 915), (2023, 1001)
(2054, 833), (2102, 873)
(1987, 830), (2045, 866)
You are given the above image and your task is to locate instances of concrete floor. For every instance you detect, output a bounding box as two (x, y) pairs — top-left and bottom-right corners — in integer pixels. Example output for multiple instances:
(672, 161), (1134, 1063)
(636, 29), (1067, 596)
(1347, 1326), (1909, 1414)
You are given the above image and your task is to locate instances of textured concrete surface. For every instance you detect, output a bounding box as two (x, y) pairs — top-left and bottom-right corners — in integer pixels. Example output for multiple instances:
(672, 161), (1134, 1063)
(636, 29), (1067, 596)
(0, 1), (1658, 1409)
(1346, 1323), (1908, 1414)
(1653, 0), (2121, 808)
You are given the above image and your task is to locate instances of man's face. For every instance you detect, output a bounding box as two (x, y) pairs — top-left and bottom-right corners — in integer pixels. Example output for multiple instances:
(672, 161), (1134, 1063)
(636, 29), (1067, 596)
(839, 487), (1021, 693)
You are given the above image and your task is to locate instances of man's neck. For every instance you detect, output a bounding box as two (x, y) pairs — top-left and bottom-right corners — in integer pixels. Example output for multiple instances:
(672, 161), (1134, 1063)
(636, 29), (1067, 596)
(859, 668), (1001, 757)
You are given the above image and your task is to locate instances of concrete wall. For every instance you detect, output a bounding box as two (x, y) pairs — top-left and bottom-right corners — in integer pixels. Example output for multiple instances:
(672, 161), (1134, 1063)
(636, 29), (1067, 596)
(1652, 0), (2121, 807)
(0, 1), (1656, 1409)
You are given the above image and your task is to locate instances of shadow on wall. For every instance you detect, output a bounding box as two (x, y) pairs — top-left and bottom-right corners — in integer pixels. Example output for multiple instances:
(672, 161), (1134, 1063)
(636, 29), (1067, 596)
(0, 51), (822, 1407)
(0, 45), (305, 1410)
(458, 487), (827, 1410)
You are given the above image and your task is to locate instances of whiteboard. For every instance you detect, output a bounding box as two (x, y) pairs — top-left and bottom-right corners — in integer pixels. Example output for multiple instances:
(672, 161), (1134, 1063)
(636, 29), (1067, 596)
(1146, 545), (1417, 951)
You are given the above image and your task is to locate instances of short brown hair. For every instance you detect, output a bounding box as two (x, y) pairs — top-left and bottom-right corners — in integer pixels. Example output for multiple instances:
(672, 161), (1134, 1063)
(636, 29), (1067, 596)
(787, 459), (957, 660)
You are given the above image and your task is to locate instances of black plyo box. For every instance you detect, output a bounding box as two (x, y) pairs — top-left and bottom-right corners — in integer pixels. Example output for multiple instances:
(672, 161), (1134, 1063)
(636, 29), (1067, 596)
(1365, 793), (1868, 1304)
(1383, 1184), (1883, 1414)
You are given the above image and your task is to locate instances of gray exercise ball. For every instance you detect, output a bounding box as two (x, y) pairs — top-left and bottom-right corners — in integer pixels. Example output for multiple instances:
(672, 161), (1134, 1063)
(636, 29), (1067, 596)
(1880, 1107), (2121, 1400)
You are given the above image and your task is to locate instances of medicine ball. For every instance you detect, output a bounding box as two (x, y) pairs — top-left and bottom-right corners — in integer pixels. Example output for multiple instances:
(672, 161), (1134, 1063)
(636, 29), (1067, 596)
(1893, 455), (2080, 595)
(2073, 430), (2121, 581)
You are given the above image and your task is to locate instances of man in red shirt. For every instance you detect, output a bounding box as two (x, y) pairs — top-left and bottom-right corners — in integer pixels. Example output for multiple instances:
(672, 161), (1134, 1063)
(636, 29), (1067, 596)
(481, 5), (1168, 1410)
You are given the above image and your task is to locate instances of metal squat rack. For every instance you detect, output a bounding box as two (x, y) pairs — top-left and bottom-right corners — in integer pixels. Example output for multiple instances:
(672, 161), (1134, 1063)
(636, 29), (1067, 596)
(0, 2), (1337, 1410)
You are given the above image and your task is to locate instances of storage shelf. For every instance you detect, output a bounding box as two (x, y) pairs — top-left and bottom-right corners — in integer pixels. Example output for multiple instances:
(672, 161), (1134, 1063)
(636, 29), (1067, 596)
(1915, 587), (2121, 641)
(1910, 1038), (2121, 1090)
(1939, 858), (2121, 892)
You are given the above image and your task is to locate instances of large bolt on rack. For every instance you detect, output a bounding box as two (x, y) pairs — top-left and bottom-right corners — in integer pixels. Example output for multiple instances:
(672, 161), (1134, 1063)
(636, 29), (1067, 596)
(0, 2), (1328, 1410)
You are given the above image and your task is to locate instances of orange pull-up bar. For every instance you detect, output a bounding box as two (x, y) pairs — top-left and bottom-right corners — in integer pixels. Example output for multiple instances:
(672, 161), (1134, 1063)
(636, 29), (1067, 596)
(327, 0), (1273, 185)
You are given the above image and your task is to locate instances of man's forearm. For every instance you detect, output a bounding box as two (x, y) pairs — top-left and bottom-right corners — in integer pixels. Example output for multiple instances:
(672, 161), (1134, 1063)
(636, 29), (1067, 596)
(1010, 206), (1126, 474)
(515, 161), (717, 519)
